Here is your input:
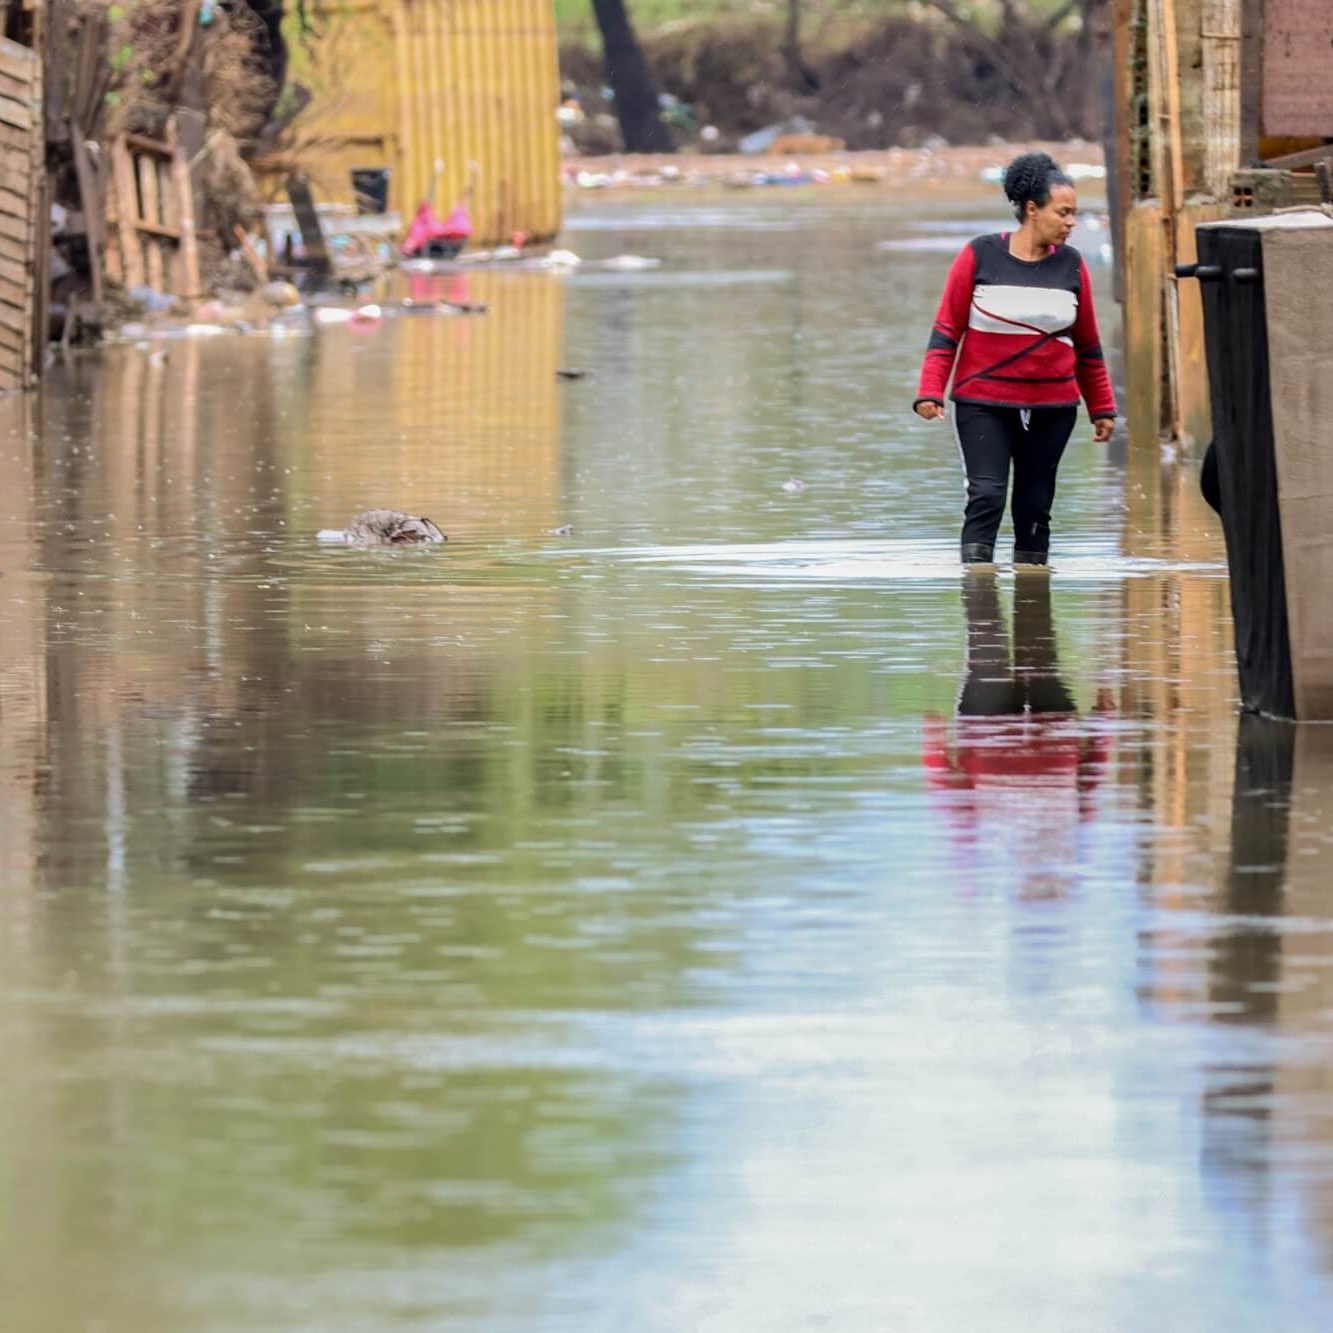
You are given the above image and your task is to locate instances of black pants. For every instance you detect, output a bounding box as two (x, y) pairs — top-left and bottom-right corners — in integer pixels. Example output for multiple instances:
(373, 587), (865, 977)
(954, 402), (1077, 563)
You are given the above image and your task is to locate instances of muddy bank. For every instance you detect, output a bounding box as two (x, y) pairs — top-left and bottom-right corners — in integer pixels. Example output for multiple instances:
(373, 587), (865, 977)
(562, 143), (1106, 195)
(561, 14), (1102, 154)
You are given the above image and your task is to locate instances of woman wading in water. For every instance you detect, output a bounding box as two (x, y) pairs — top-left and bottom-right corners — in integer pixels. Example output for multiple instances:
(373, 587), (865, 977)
(914, 152), (1117, 567)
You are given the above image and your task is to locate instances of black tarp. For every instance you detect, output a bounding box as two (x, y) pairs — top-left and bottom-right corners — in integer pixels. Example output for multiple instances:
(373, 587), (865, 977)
(1194, 226), (1296, 719)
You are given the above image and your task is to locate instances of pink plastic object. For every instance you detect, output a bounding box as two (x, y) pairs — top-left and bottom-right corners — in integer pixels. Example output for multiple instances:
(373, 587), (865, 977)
(401, 201), (474, 257)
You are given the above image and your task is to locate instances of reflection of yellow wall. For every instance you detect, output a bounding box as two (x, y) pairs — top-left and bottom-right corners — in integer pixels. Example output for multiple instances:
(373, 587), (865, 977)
(292, 272), (565, 530)
(285, 0), (562, 244)
(1120, 460), (1238, 1005)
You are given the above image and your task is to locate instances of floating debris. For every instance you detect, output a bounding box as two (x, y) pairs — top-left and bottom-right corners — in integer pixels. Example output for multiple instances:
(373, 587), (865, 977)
(319, 510), (447, 546)
(782, 478), (807, 493)
(594, 255), (661, 272)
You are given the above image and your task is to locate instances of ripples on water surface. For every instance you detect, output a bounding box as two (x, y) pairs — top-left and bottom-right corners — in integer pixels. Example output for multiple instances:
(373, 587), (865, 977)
(3, 194), (1333, 1331)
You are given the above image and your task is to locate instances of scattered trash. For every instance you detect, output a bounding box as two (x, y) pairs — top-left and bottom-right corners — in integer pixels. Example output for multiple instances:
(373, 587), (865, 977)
(544, 249), (583, 269)
(261, 281), (302, 309)
(781, 478), (806, 493)
(401, 298), (489, 315)
(739, 115), (815, 155)
(350, 303), (383, 323)
(129, 285), (176, 314)
(726, 165), (815, 189)
(564, 147), (1104, 194)
(980, 161), (1105, 186)
(549, 524), (574, 536)
(556, 369), (587, 380)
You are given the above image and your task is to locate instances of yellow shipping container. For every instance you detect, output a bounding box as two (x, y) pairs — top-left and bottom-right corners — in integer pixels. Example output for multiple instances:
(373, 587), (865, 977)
(282, 0), (562, 245)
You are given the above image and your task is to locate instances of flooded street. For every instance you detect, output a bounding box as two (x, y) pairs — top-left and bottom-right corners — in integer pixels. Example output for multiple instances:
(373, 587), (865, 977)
(5, 191), (1333, 1331)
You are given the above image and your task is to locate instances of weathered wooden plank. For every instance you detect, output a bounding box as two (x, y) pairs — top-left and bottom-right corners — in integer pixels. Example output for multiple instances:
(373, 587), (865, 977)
(0, 93), (35, 133)
(109, 136), (146, 289)
(0, 122), (30, 154)
(0, 44), (36, 86)
(125, 132), (172, 159)
(167, 118), (200, 297)
(31, 156), (50, 379)
(0, 254), (25, 287)
(0, 262), (26, 295)
(0, 70), (32, 104)
(286, 174), (330, 286)
(0, 185), (29, 222)
(0, 149), (31, 184)
(104, 171), (124, 285)
(138, 148), (165, 291)
(1264, 144), (1333, 170)
(0, 286), (27, 319)
(71, 123), (105, 305)
(0, 209), (29, 244)
(0, 299), (30, 334)
(134, 219), (181, 241)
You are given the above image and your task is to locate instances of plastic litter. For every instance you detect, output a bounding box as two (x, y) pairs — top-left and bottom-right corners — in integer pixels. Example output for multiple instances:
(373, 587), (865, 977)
(129, 285), (175, 314)
(739, 115), (815, 155)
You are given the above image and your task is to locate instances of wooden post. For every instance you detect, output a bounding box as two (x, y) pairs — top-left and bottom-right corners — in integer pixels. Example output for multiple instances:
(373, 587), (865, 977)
(70, 124), (105, 306)
(167, 119), (200, 299)
(109, 136), (146, 289)
(1110, 0), (1136, 305)
(1148, 0), (1187, 441)
(232, 224), (269, 286)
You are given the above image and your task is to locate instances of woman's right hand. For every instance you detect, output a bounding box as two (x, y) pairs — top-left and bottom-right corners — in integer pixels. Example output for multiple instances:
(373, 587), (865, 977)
(915, 401), (945, 421)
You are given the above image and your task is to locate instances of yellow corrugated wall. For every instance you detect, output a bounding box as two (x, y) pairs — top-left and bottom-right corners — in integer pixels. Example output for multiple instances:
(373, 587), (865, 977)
(285, 0), (562, 245)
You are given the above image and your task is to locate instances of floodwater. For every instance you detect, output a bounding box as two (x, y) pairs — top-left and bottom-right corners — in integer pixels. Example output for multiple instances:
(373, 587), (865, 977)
(3, 190), (1333, 1333)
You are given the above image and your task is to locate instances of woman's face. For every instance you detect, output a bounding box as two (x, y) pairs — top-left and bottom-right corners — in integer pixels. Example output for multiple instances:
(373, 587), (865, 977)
(1027, 184), (1078, 247)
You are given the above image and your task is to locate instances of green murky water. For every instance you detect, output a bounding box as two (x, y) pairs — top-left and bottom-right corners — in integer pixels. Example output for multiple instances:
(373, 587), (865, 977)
(3, 191), (1333, 1331)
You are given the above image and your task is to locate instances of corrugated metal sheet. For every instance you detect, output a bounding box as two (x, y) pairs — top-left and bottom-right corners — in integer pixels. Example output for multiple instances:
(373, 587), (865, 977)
(1262, 0), (1333, 136)
(286, 0), (562, 245)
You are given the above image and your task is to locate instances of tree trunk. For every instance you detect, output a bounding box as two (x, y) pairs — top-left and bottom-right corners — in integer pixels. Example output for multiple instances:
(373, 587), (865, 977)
(591, 0), (675, 153)
(783, 0), (820, 92)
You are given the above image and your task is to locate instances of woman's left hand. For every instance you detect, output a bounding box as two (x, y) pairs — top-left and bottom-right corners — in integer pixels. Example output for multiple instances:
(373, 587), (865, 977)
(1092, 417), (1115, 443)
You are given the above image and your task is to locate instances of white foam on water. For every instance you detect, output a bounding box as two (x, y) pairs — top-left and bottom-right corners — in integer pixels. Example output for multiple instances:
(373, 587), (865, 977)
(582, 538), (1228, 584)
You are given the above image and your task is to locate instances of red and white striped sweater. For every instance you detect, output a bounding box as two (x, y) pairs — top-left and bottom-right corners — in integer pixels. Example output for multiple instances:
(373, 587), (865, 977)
(914, 234), (1116, 420)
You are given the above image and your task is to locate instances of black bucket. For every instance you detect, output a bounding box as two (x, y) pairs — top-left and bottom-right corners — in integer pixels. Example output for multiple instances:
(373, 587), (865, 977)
(351, 167), (391, 214)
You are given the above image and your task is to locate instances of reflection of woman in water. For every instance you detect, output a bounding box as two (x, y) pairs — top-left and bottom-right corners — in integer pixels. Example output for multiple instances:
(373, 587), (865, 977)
(922, 574), (1114, 894)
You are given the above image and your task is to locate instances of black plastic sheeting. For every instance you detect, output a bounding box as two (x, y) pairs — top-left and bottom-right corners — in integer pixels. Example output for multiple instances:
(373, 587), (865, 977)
(1194, 226), (1296, 719)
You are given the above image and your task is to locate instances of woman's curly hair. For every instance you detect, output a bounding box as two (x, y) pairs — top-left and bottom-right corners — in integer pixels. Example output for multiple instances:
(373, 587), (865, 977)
(1002, 152), (1074, 222)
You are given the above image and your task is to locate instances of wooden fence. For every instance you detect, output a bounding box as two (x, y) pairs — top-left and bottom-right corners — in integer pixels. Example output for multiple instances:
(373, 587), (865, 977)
(0, 35), (43, 391)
